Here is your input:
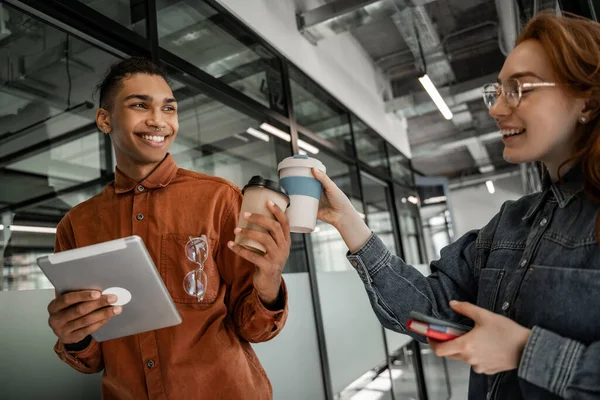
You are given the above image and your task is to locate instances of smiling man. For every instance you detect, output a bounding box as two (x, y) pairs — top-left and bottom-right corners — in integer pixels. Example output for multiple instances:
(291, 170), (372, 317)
(46, 57), (291, 400)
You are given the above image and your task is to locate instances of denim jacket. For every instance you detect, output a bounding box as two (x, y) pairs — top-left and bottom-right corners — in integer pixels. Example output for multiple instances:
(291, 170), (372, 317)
(347, 164), (600, 400)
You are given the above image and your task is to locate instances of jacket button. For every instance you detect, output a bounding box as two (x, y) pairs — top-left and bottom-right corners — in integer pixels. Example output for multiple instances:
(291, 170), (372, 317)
(136, 213), (144, 221)
(501, 302), (510, 311)
(146, 360), (155, 368)
(520, 260), (527, 268)
(540, 218), (547, 226)
(137, 185), (145, 192)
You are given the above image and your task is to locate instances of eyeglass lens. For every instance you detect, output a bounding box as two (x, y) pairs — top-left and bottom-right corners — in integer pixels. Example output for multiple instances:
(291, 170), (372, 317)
(184, 235), (209, 301)
(483, 79), (520, 109)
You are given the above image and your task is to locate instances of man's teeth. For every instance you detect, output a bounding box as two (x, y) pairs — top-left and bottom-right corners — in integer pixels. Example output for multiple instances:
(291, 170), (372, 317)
(501, 129), (525, 137)
(142, 135), (166, 143)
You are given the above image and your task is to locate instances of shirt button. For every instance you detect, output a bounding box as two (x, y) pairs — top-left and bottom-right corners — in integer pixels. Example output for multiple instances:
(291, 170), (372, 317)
(137, 185), (145, 192)
(136, 213), (144, 221)
(502, 301), (510, 311)
(540, 218), (547, 226)
(146, 360), (155, 368)
(520, 260), (527, 268)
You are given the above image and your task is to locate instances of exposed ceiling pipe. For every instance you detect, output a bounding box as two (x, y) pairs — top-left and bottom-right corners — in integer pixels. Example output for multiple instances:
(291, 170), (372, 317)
(495, 0), (520, 56)
(449, 167), (521, 190)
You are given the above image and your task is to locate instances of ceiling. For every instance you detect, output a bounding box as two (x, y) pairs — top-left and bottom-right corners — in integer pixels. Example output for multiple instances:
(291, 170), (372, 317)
(296, 0), (598, 187)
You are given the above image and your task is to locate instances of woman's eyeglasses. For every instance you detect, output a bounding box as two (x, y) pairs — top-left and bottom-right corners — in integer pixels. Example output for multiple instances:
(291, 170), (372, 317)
(482, 78), (556, 109)
(184, 235), (209, 302)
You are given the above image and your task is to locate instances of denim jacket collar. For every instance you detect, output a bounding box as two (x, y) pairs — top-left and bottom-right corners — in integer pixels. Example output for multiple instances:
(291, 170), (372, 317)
(523, 163), (584, 220)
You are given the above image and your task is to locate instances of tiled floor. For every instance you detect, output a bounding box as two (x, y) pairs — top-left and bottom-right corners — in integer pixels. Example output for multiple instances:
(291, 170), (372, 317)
(340, 346), (471, 400)
(392, 347), (470, 400)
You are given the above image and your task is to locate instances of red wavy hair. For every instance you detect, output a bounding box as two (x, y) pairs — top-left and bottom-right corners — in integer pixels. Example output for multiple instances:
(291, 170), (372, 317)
(516, 12), (600, 241)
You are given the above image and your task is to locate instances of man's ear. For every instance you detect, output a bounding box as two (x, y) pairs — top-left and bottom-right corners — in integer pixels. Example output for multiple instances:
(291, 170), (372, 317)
(96, 108), (111, 134)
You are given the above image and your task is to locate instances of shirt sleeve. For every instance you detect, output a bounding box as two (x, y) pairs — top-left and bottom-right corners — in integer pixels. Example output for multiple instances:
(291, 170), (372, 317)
(215, 189), (288, 343)
(518, 326), (600, 399)
(52, 215), (105, 374)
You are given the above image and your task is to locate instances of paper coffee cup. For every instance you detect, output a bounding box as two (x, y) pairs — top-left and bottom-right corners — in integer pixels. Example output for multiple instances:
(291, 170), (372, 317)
(235, 176), (290, 254)
(277, 155), (326, 233)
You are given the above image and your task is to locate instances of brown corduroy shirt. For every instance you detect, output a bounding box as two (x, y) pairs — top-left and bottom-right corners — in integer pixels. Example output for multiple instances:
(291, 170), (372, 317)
(53, 154), (288, 400)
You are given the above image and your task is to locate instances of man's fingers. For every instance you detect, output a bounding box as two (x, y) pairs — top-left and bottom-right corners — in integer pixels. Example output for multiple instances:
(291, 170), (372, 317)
(58, 295), (117, 324)
(67, 305), (122, 332)
(242, 212), (286, 246)
(227, 241), (269, 268)
(234, 227), (277, 255)
(266, 201), (291, 243)
(48, 290), (102, 314)
(68, 318), (113, 344)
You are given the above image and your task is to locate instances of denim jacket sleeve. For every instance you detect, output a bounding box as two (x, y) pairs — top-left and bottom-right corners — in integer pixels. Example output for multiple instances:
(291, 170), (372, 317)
(345, 202), (507, 341)
(346, 231), (483, 341)
(519, 326), (600, 399)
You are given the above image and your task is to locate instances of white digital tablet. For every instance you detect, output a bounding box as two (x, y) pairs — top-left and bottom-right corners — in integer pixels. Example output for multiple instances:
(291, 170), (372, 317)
(37, 235), (182, 342)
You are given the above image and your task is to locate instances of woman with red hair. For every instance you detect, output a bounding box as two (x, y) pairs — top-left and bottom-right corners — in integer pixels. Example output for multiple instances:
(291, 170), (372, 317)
(313, 11), (600, 400)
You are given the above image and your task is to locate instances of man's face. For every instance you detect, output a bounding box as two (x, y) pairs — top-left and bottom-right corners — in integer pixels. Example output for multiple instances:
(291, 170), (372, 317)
(103, 73), (179, 165)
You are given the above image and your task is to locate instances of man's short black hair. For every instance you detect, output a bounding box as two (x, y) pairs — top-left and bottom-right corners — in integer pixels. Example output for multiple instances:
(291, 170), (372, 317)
(96, 57), (168, 109)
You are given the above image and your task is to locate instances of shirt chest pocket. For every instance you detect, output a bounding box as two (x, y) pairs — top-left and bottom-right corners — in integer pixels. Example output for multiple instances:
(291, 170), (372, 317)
(160, 234), (220, 304)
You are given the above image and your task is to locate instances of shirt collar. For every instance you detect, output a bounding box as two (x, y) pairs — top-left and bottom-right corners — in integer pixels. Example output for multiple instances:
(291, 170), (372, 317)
(114, 153), (178, 194)
(523, 163), (584, 220)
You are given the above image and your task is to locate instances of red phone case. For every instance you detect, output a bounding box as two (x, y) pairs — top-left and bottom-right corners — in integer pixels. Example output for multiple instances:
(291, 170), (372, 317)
(406, 319), (462, 341)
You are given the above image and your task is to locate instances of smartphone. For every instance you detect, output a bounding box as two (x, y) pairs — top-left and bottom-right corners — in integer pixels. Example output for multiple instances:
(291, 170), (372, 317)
(406, 311), (473, 341)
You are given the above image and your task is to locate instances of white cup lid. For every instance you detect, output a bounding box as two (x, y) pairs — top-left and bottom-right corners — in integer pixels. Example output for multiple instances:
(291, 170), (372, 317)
(277, 155), (326, 173)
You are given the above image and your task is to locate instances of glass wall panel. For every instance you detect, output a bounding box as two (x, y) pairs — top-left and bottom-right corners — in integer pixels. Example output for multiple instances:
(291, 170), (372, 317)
(360, 172), (397, 255)
(352, 114), (390, 176)
(74, 0), (147, 36)
(289, 65), (354, 155)
(394, 185), (424, 266)
(0, 4), (121, 291)
(387, 143), (413, 187)
(157, 0), (285, 113)
(308, 152), (389, 397)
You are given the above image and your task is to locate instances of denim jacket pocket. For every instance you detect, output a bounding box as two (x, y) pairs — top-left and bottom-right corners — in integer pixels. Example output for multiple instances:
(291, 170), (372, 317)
(514, 265), (600, 343)
(476, 268), (505, 312)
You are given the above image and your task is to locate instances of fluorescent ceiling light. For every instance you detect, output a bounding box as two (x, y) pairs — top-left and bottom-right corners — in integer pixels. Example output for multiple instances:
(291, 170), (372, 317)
(298, 139), (320, 154)
(407, 196), (419, 205)
(423, 195), (447, 205)
(486, 180), (496, 194)
(298, 149), (308, 155)
(0, 224), (57, 234)
(260, 123), (291, 142)
(418, 74), (453, 120)
(246, 128), (270, 142)
(233, 133), (249, 142)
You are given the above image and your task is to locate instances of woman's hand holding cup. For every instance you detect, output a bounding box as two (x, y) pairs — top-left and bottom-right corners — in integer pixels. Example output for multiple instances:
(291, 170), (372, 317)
(311, 168), (372, 253)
